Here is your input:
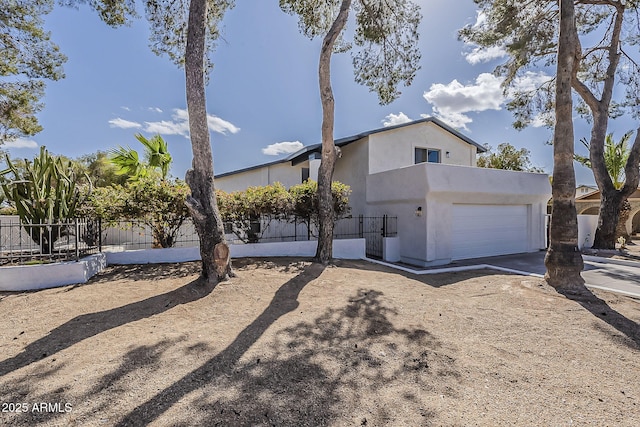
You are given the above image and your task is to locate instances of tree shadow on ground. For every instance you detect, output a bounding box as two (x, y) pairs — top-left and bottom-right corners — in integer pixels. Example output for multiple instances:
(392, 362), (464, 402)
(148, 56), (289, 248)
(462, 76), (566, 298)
(116, 282), (459, 426)
(84, 261), (202, 284)
(558, 288), (640, 349)
(111, 263), (326, 426)
(81, 257), (312, 287)
(2, 338), (183, 426)
(0, 276), (215, 377)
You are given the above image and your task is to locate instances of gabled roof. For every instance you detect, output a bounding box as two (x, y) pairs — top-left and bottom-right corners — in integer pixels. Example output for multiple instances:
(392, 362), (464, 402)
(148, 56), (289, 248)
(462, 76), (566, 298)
(576, 187), (640, 201)
(215, 116), (487, 178)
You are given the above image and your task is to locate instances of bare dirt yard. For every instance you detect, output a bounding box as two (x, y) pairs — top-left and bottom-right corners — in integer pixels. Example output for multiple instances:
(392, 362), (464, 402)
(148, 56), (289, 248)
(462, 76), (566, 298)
(1, 258), (639, 426)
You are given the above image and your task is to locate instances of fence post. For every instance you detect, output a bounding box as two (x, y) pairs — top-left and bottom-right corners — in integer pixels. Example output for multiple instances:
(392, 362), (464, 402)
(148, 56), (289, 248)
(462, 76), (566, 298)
(98, 218), (102, 252)
(382, 215), (388, 237)
(359, 215), (363, 238)
(75, 218), (80, 261)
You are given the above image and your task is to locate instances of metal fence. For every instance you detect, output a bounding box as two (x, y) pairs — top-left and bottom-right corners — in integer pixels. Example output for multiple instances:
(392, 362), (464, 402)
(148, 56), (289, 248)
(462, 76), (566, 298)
(221, 216), (396, 257)
(0, 217), (101, 266)
(1, 215), (398, 265)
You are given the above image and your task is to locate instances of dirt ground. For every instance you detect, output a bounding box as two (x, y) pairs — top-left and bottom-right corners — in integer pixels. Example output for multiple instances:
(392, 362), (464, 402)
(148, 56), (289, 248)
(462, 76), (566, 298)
(0, 257), (639, 426)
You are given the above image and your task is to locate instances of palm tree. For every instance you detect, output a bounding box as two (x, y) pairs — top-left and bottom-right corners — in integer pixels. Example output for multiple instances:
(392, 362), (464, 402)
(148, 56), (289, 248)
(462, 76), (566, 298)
(575, 131), (634, 242)
(135, 133), (172, 181)
(109, 134), (172, 181)
(544, 0), (585, 291)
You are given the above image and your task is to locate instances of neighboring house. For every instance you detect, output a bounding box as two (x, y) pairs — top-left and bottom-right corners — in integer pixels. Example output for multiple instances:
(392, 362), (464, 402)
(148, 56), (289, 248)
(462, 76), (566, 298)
(216, 117), (550, 266)
(576, 185), (598, 197)
(576, 188), (640, 236)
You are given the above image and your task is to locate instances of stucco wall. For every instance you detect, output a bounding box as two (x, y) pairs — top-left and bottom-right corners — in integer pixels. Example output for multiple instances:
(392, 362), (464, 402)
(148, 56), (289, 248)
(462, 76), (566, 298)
(366, 163), (551, 266)
(0, 253), (106, 291)
(368, 121), (477, 175)
(578, 214), (598, 249)
(268, 162), (305, 188)
(333, 138), (369, 215)
(105, 238), (365, 264)
(216, 162), (304, 192)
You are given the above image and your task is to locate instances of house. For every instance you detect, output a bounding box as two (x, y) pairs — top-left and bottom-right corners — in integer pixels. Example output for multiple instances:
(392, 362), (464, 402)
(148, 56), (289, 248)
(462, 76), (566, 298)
(576, 187), (640, 236)
(576, 184), (598, 197)
(216, 117), (551, 267)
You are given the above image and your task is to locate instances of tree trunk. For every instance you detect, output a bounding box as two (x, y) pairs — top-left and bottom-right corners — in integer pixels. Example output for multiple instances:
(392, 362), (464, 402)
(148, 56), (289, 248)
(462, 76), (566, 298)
(315, 0), (352, 264)
(544, 0), (585, 291)
(616, 199), (631, 244)
(571, 4), (627, 250)
(593, 129), (640, 248)
(184, 0), (232, 283)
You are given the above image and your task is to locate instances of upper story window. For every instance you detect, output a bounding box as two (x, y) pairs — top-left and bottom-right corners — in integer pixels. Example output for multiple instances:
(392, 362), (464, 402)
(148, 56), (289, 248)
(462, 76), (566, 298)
(415, 147), (440, 164)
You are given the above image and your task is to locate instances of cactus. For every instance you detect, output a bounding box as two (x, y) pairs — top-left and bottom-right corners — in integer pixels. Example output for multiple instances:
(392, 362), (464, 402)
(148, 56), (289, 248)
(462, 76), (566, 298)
(0, 146), (89, 254)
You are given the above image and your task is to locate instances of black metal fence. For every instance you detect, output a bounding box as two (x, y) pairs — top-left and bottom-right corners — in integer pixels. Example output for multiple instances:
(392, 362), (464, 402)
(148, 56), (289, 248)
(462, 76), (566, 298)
(1, 215), (398, 265)
(0, 217), (101, 266)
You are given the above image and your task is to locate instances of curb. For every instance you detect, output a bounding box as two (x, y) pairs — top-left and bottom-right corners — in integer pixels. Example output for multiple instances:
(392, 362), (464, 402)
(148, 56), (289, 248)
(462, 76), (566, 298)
(583, 255), (640, 269)
(361, 257), (640, 299)
(361, 257), (544, 278)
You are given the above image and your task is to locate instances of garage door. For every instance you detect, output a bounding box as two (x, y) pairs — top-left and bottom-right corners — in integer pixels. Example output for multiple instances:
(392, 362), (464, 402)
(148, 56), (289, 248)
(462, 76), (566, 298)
(451, 204), (528, 260)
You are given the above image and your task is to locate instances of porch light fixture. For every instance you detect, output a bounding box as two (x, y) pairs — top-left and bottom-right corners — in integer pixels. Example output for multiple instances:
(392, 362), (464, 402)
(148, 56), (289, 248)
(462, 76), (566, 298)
(445, 151), (450, 158)
(415, 206), (423, 217)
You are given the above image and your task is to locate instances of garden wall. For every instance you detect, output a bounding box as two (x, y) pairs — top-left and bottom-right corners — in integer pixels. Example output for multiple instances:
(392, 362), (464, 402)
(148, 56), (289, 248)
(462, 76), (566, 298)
(105, 238), (366, 265)
(0, 253), (106, 291)
(0, 239), (365, 291)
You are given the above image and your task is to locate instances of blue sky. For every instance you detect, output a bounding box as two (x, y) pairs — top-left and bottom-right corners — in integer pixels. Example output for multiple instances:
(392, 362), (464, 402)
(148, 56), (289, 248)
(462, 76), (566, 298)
(5, 0), (636, 185)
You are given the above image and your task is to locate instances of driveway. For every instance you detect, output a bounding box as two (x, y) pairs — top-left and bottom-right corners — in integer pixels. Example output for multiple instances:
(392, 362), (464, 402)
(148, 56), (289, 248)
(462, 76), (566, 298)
(451, 251), (640, 298)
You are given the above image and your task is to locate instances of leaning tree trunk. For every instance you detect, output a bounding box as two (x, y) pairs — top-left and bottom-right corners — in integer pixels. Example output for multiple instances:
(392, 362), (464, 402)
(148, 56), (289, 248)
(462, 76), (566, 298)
(184, 0), (232, 283)
(315, 0), (352, 264)
(574, 4), (631, 250)
(593, 129), (640, 248)
(544, 0), (585, 291)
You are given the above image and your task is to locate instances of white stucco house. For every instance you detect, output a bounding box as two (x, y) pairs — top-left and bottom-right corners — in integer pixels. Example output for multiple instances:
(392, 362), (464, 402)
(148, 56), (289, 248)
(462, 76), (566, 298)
(216, 117), (551, 267)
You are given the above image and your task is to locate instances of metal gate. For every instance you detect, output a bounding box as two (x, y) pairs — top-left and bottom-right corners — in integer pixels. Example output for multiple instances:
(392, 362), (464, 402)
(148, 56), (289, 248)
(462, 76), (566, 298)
(357, 215), (397, 259)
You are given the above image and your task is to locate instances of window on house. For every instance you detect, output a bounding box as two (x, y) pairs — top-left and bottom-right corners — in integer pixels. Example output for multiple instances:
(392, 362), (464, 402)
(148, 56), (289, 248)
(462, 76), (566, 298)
(301, 167), (310, 182)
(415, 148), (440, 164)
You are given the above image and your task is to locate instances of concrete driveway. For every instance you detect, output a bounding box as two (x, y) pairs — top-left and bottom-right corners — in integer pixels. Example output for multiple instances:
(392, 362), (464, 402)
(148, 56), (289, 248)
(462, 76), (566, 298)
(452, 251), (640, 298)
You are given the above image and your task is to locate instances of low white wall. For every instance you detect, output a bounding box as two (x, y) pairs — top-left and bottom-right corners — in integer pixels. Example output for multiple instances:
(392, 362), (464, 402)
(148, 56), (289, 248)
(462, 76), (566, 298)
(382, 237), (400, 262)
(106, 238), (366, 265)
(578, 214), (599, 249)
(1, 239), (365, 291)
(105, 246), (200, 264)
(0, 253), (106, 291)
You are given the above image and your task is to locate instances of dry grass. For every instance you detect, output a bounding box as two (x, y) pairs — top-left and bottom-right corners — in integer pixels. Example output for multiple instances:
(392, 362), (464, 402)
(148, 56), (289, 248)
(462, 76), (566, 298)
(0, 258), (639, 426)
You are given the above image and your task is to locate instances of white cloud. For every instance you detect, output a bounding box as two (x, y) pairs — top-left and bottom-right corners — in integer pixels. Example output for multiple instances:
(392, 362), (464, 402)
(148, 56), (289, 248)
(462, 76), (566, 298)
(148, 107), (163, 113)
(144, 119), (190, 136)
(208, 115), (241, 135)
(422, 72), (552, 130)
(423, 73), (503, 130)
(461, 12), (508, 65)
(512, 71), (553, 92)
(382, 112), (412, 127)
(262, 141), (304, 156)
(3, 138), (38, 149)
(121, 106), (131, 111)
(109, 117), (142, 129)
(143, 109), (240, 137)
(465, 45), (507, 65)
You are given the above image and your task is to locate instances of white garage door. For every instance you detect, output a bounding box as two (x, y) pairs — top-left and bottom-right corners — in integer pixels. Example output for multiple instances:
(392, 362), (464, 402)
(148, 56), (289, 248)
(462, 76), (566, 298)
(451, 204), (528, 260)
